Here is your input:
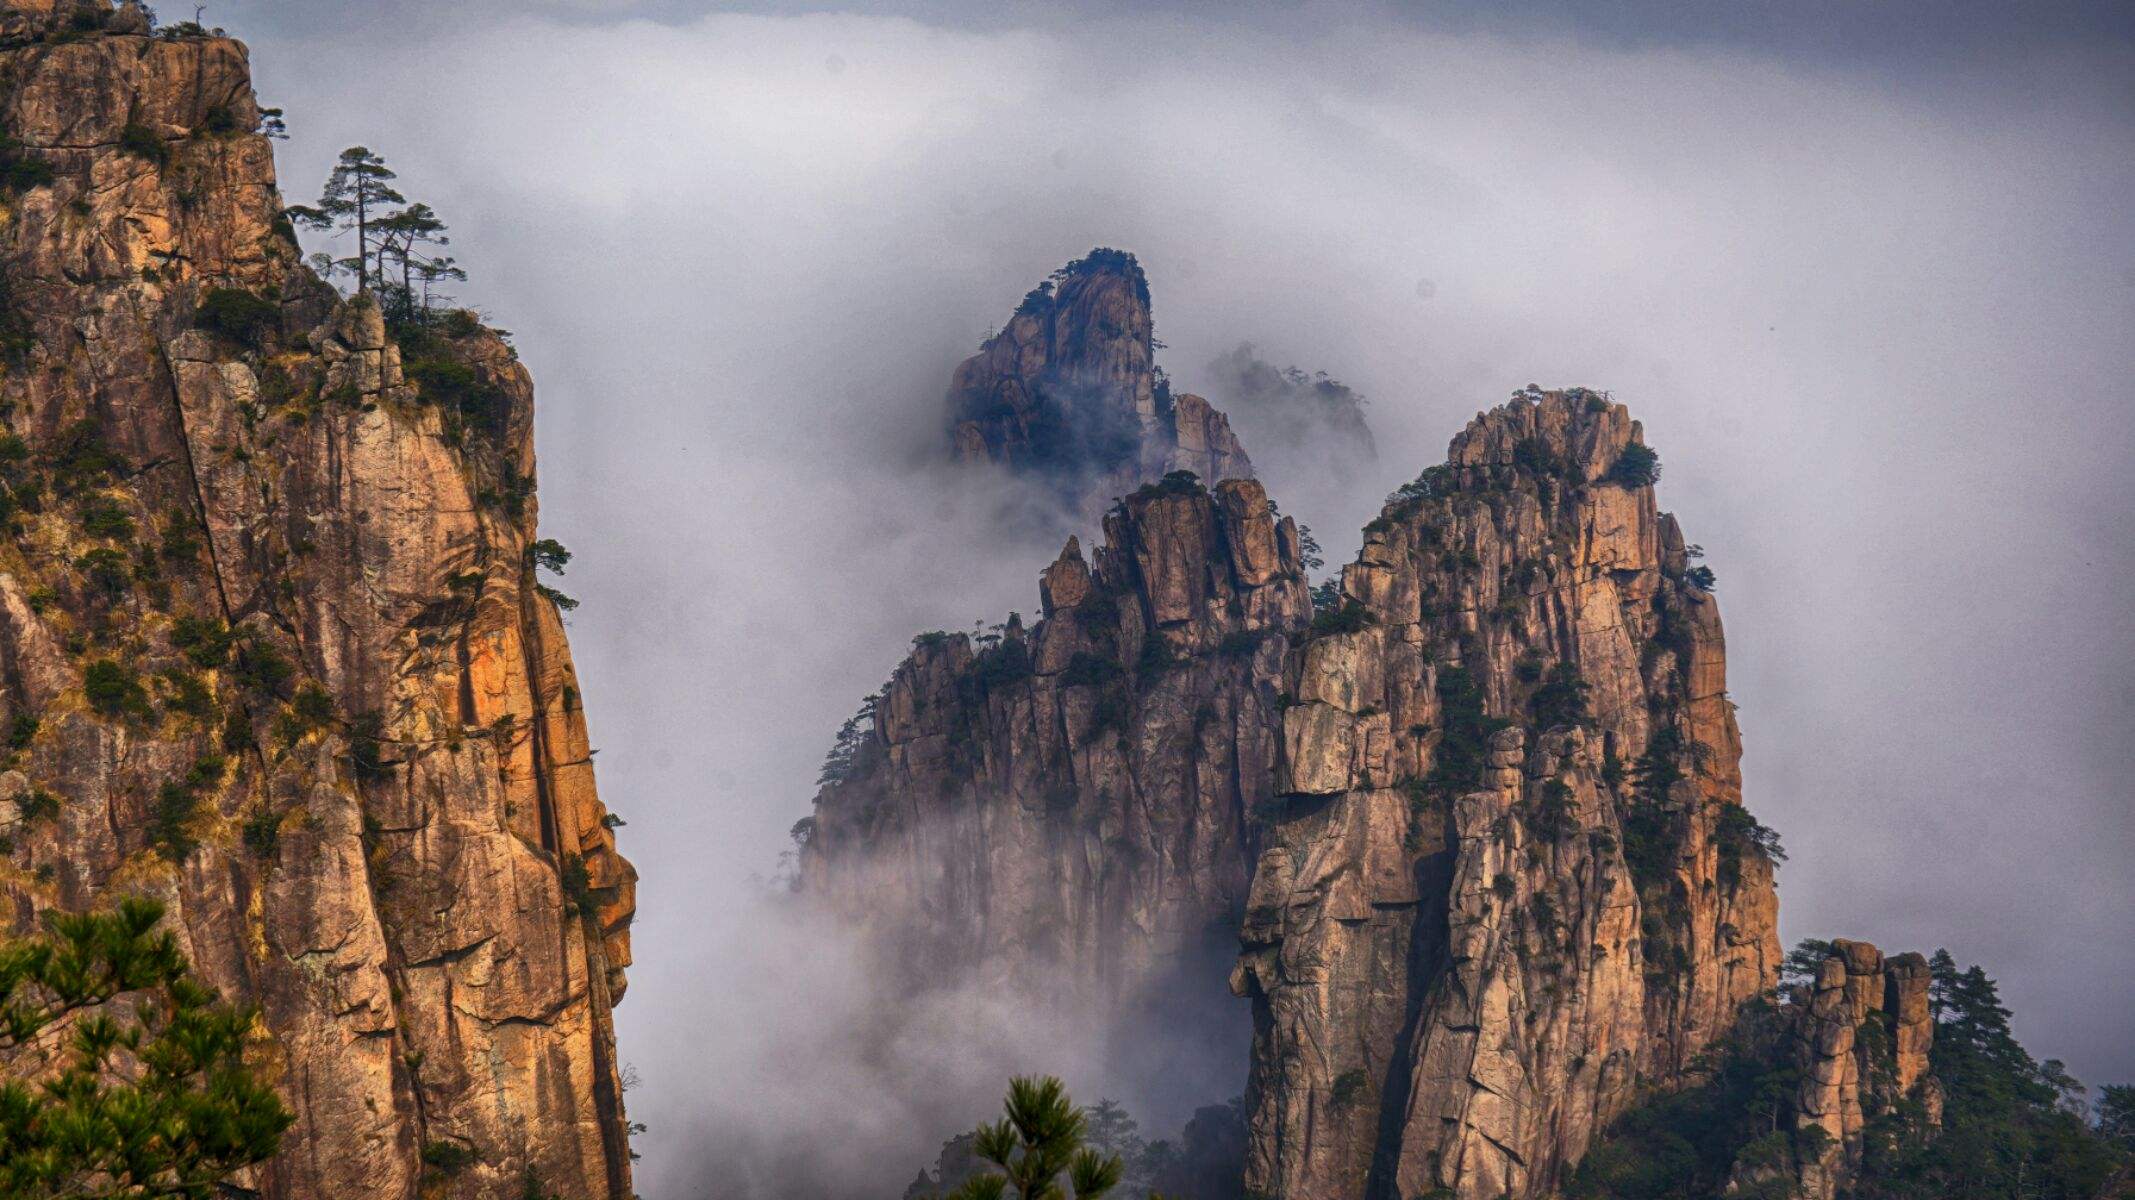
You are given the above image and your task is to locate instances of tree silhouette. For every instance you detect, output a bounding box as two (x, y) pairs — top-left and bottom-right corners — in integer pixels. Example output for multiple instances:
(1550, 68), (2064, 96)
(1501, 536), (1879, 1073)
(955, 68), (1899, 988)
(527, 539), (578, 612)
(2098, 1084), (2135, 1149)
(376, 202), (466, 325)
(289, 146), (404, 292)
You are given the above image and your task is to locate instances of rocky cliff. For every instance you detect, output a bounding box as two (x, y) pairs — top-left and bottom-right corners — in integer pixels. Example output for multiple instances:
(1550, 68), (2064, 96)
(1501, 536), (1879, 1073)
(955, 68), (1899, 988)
(1729, 939), (1941, 1200)
(825, 375), (1817, 1199)
(0, 6), (634, 1197)
(808, 251), (1285, 1001)
(803, 473), (1309, 997)
(1228, 388), (1784, 1198)
(948, 249), (1251, 509)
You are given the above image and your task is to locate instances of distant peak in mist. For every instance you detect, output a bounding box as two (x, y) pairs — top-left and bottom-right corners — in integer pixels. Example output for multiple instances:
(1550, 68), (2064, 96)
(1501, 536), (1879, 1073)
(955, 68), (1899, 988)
(945, 248), (1251, 516)
(1205, 343), (1376, 466)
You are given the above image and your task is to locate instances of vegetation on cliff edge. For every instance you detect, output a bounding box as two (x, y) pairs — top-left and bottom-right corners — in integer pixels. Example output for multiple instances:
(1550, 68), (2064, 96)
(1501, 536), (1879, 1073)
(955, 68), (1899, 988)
(1570, 951), (2130, 1200)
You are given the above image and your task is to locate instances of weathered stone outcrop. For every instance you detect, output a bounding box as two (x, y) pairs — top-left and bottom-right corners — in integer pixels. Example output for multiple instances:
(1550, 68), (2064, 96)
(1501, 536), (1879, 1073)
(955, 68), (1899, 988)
(1230, 388), (1783, 1198)
(803, 476), (1308, 997)
(1733, 940), (1940, 1200)
(948, 249), (1251, 509)
(839, 381), (1795, 1198)
(0, 13), (633, 1198)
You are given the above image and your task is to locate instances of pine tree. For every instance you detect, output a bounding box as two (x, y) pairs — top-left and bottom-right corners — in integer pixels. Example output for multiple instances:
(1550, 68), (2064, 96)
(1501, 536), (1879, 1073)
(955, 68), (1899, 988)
(943, 1076), (1129, 1200)
(1926, 948), (1960, 1021)
(817, 693), (879, 787)
(1780, 937), (1837, 990)
(289, 146), (405, 292)
(1081, 1100), (1151, 1191)
(0, 896), (292, 1196)
(1850, 951), (2126, 1198)
(818, 715), (867, 786)
(1294, 523), (1324, 574)
(376, 202), (460, 325)
(527, 538), (578, 612)
(1309, 577), (1342, 616)
(2097, 1084), (2135, 1149)
(413, 253), (467, 317)
(1081, 1099), (1142, 1160)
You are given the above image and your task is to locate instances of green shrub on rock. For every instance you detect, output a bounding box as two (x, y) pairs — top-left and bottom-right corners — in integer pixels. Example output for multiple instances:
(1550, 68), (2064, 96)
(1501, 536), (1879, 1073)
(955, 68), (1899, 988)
(195, 287), (280, 350)
(1607, 442), (1660, 488)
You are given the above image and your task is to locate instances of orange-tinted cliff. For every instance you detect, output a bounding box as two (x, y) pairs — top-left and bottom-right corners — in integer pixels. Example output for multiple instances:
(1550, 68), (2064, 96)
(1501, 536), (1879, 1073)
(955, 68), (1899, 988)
(0, 5), (634, 1196)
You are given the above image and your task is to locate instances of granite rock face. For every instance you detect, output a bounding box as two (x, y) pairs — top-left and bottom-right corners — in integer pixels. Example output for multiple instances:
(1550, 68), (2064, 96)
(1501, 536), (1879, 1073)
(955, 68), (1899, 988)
(828, 379), (1797, 1199)
(0, 14), (633, 1198)
(948, 249), (1251, 510)
(1230, 389), (1783, 1199)
(1737, 940), (1941, 1200)
(804, 476), (1310, 996)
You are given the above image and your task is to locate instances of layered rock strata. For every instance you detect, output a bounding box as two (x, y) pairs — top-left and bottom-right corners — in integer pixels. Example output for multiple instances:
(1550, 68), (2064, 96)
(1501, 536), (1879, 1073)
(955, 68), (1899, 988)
(948, 249), (1251, 507)
(0, 8), (634, 1197)
(1230, 389), (1784, 1199)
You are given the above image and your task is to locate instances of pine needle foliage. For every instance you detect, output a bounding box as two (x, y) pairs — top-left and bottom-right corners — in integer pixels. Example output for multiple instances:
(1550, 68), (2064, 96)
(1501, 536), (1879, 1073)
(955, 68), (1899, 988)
(944, 1076), (1133, 1200)
(1606, 442), (1660, 488)
(0, 897), (292, 1197)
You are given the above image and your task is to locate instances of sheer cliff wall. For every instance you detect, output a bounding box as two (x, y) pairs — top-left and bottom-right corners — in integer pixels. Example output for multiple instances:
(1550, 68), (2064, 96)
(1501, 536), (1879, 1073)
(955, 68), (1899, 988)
(1233, 389), (1782, 1199)
(812, 385), (1796, 1200)
(0, 10), (634, 1198)
(805, 477), (1310, 999)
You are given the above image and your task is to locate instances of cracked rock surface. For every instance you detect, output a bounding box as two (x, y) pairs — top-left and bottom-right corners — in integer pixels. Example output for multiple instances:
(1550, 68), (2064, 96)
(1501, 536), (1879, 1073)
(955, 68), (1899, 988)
(1234, 390), (1782, 1199)
(0, 11), (634, 1198)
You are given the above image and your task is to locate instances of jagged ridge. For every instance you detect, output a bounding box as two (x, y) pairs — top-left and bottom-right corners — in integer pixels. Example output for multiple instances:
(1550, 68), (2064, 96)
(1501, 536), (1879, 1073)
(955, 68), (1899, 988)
(1234, 388), (1783, 1198)
(804, 473), (1310, 996)
(820, 379), (1814, 1199)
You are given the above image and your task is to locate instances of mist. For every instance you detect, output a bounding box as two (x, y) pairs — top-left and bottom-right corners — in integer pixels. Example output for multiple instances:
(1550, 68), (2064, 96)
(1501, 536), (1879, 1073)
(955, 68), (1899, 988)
(207, 2), (2135, 1194)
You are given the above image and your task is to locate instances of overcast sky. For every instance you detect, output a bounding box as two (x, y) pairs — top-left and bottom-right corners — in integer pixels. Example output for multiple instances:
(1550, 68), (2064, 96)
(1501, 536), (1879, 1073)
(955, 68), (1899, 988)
(206, 1), (2133, 1193)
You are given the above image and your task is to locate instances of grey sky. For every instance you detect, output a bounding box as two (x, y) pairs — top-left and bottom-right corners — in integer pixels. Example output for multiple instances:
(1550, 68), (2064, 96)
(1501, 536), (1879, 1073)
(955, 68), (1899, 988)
(212, 1), (2133, 1193)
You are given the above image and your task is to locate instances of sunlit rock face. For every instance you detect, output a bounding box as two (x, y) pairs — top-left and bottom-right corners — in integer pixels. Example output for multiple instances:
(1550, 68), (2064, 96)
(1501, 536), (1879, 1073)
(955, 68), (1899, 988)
(0, 8), (634, 1197)
(947, 248), (1252, 512)
(1727, 940), (1940, 1200)
(1231, 389), (1783, 1200)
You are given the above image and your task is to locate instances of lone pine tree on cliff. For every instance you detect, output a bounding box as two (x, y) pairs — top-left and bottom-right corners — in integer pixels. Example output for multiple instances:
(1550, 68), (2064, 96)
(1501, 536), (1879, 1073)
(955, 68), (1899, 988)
(291, 149), (467, 325)
(288, 145), (404, 293)
(375, 201), (465, 323)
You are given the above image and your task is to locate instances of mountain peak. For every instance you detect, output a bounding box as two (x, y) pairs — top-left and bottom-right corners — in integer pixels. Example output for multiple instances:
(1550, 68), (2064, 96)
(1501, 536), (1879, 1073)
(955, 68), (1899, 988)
(947, 248), (1249, 509)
